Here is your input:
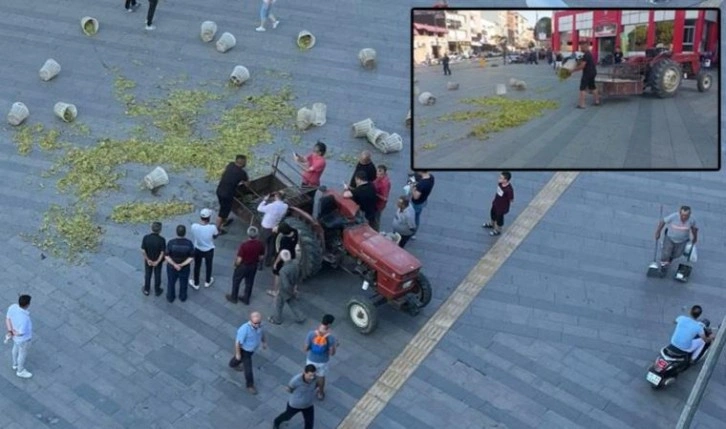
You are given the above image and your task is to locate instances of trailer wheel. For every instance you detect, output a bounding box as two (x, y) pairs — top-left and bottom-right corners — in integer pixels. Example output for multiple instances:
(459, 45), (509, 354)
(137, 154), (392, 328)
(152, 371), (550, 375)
(412, 272), (432, 308)
(285, 216), (323, 281)
(347, 296), (378, 335)
(649, 59), (681, 98)
(697, 72), (712, 92)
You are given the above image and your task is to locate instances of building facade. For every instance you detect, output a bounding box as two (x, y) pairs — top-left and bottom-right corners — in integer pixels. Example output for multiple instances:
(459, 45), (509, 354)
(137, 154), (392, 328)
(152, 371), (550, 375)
(552, 9), (719, 62)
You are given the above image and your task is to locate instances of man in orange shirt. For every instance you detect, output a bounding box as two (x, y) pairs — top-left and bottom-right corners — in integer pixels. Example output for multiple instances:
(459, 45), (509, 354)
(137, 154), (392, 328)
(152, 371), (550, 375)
(372, 165), (391, 231)
(294, 141), (327, 199)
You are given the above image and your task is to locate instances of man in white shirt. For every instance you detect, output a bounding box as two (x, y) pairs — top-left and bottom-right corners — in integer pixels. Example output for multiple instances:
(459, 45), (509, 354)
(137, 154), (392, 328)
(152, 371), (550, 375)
(6, 295), (33, 378)
(257, 192), (289, 268)
(190, 209), (219, 290)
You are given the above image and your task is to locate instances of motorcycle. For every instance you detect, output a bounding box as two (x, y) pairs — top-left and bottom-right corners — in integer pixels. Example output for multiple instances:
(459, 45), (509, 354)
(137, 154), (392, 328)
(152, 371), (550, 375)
(646, 319), (715, 389)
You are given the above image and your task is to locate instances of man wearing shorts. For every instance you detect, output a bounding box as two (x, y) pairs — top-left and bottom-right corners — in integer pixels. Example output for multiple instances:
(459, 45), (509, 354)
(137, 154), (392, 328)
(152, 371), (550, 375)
(482, 171), (514, 236)
(303, 314), (337, 401)
(655, 206), (698, 270)
(573, 40), (600, 109)
(215, 155), (249, 235)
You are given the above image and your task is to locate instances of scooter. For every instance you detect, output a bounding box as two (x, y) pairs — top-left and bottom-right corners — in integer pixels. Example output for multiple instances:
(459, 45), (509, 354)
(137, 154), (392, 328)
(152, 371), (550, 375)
(646, 319), (714, 389)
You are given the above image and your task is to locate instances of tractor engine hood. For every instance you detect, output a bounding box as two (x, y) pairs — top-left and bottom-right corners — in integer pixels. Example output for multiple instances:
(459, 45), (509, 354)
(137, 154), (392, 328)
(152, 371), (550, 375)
(342, 225), (422, 277)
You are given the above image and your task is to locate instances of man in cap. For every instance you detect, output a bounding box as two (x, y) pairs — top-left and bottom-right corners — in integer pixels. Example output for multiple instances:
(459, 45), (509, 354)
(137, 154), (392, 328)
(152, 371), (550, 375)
(190, 208), (219, 290)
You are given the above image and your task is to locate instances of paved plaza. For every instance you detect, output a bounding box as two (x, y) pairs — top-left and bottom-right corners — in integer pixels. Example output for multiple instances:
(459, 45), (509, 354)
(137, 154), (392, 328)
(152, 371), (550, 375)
(0, 0), (725, 428)
(413, 61), (719, 170)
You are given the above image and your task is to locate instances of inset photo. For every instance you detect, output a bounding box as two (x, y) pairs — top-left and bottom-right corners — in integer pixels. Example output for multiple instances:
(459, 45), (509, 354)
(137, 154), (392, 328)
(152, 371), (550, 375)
(412, 8), (720, 170)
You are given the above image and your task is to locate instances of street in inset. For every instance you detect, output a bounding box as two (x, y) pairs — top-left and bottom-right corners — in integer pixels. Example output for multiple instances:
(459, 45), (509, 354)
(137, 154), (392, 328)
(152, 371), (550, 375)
(5, 294), (33, 378)
(227, 226), (266, 305)
(141, 221), (166, 297)
(372, 165), (391, 231)
(268, 250), (306, 325)
(272, 364), (317, 429)
(231, 311), (268, 395)
(190, 208), (218, 290)
(164, 225), (195, 303)
(303, 314), (338, 401)
(482, 171), (514, 237)
(215, 155), (250, 235)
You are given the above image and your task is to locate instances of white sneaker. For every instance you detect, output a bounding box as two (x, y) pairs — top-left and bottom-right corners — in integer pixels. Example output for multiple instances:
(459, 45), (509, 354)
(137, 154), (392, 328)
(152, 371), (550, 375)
(411, 235), (417, 240)
(16, 369), (32, 378)
(204, 277), (215, 288)
(12, 365), (17, 370)
(189, 280), (200, 290)
(272, 20), (280, 29)
(256, 26), (266, 32)
(145, 25), (155, 31)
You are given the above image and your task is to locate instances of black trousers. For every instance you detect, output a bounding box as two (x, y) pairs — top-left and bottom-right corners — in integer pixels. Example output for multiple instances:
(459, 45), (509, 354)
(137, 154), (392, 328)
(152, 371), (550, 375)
(260, 228), (276, 266)
(231, 264), (258, 302)
(274, 403), (314, 429)
(443, 64), (451, 75)
(193, 248), (214, 285)
(125, 0), (137, 8)
(398, 234), (413, 249)
(143, 263), (163, 293)
(147, 0), (159, 26)
(240, 348), (255, 387)
(490, 207), (505, 227)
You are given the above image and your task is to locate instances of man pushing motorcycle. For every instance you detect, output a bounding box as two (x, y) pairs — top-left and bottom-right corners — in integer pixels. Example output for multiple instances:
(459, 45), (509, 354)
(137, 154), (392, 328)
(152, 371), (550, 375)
(670, 305), (714, 361)
(654, 205), (698, 271)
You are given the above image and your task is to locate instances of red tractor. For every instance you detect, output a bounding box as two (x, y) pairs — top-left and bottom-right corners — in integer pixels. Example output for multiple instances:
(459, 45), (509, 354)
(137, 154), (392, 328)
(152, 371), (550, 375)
(231, 155), (432, 334)
(620, 47), (713, 97)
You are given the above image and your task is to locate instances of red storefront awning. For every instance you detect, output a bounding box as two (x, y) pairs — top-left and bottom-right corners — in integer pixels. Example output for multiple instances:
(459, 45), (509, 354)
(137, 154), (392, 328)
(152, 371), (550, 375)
(413, 22), (446, 36)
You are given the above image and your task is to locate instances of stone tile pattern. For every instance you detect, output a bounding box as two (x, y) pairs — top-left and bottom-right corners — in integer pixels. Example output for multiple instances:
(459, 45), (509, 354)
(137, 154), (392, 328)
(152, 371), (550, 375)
(0, 0), (551, 427)
(374, 170), (726, 429)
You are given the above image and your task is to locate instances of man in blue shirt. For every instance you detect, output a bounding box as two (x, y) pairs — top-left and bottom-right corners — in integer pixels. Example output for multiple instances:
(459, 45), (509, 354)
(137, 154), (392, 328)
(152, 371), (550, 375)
(303, 314), (338, 400)
(234, 311), (268, 394)
(670, 305), (713, 360)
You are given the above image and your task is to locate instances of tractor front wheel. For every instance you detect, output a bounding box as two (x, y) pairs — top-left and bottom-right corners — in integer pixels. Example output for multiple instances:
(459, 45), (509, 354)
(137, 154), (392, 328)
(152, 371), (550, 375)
(412, 272), (433, 308)
(649, 59), (681, 98)
(697, 72), (712, 92)
(347, 295), (378, 335)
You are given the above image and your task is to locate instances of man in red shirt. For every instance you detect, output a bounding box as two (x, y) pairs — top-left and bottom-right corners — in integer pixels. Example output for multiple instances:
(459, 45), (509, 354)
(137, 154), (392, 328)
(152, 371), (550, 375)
(227, 226), (265, 305)
(372, 165), (391, 231)
(482, 171), (514, 236)
(294, 141), (327, 192)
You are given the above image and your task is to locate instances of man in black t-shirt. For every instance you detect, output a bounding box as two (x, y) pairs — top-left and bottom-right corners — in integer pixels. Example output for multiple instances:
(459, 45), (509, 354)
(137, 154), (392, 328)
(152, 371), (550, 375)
(141, 222), (166, 297)
(348, 151), (376, 189)
(410, 170), (435, 239)
(267, 221), (299, 298)
(343, 171), (378, 226)
(215, 155), (250, 234)
(164, 225), (195, 303)
(573, 40), (600, 109)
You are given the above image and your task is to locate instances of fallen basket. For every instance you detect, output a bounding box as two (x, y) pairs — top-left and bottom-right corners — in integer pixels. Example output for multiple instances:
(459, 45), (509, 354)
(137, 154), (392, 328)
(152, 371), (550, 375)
(7, 102), (29, 126)
(418, 92), (436, 105)
(447, 82), (459, 90)
(352, 118), (374, 138)
(216, 32), (236, 53)
(311, 103), (327, 127)
(297, 108), (314, 130)
(54, 102), (77, 123)
(39, 59), (61, 82)
(81, 16), (99, 36)
(366, 128), (388, 146)
(297, 30), (316, 50)
(230, 66), (250, 86)
(495, 83), (507, 95)
(373, 133), (403, 154)
(144, 166), (169, 190)
(358, 48), (376, 69)
(200, 21), (218, 43)
(405, 110), (411, 128)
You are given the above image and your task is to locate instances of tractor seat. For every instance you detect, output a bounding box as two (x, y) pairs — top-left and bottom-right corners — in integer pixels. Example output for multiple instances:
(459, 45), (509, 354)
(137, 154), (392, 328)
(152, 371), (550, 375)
(319, 212), (347, 229)
(663, 345), (689, 360)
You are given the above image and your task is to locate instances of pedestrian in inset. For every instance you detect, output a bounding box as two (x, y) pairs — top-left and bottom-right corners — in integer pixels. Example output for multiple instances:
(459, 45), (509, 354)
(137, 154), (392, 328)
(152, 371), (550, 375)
(655, 206), (698, 270)
(442, 53), (451, 75)
(409, 170), (435, 239)
(124, 0), (140, 13)
(482, 171), (514, 236)
(227, 226), (266, 305)
(141, 221), (166, 296)
(145, 0), (159, 31)
(215, 155), (250, 235)
(164, 225), (195, 303)
(572, 40), (600, 109)
(392, 196), (417, 248)
(267, 221), (299, 297)
(272, 364), (317, 429)
(343, 171), (378, 226)
(614, 47), (623, 64)
(294, 141), (327, 196)
(372, 165), (391, 231)
(348, 150), (376, 188)
(269, 250), (306, 325)
(5, 295), (33, 378)
(257, 192), (288, 268)
(303, 314), (338, 401)
(190, 209), (219, 290)
(256, 0), (280, 32)
(233, 311), (268, 395)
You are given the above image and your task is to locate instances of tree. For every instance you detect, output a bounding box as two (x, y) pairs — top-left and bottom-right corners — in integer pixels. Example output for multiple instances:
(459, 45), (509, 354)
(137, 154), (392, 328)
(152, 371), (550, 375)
(656, 21), (674, 45)
(534, 17), (552, 40)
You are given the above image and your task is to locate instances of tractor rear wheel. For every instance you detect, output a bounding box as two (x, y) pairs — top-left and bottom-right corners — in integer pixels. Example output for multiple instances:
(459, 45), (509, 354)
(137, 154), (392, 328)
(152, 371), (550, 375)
(285, 216), (323, 281)
(697, 72), (712, 92)
(649, 59), (681, 98)
(347, 295), (378, 335)
(412, 272), (432, 308)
